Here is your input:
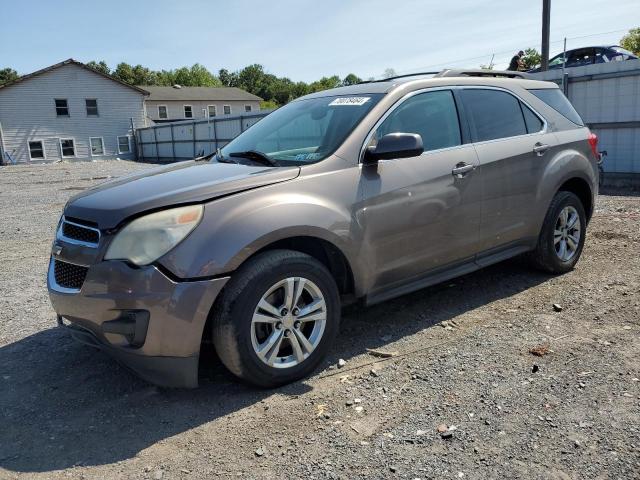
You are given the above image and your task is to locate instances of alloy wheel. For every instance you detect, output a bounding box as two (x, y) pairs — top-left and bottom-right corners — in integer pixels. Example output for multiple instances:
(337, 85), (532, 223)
(554, 205), (581, 261)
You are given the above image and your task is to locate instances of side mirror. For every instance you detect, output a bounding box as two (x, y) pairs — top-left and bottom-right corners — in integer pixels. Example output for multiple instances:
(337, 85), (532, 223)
(363, 133), (424, 164)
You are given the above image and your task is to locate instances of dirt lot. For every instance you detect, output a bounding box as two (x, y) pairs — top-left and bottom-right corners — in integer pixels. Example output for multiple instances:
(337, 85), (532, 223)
(0, 161), (638, 480)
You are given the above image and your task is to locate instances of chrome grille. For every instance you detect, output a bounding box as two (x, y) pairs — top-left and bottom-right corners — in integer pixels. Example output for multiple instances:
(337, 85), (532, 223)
(53, 260), (88, 290)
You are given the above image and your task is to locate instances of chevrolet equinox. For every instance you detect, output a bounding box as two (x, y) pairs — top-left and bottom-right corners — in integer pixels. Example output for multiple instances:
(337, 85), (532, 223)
(48, 70), (598, 388)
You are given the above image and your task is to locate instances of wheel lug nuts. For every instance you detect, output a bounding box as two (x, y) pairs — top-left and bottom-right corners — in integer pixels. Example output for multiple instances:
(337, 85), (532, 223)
(275, 322), (283, 330)
(283, 329), (290, 337)
(292, 308), (300, 316)
(280, 308), (288, 316)
(294, 321), (301, 329)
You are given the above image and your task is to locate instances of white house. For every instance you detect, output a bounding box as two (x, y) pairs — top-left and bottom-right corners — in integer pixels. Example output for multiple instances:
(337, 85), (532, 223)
(0, 59), (148, 164)
(143, 86), (262, 123)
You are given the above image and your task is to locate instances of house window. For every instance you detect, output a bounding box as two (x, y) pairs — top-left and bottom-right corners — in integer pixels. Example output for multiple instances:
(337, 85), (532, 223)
(208, 105), (217, 117)
(85, 99), (98, 116)
(28, 140), (45, 160)
(158, 105), (168, 119)
(184, 105), (193, 118)
(223, 105), (231, 115)
(59, 138), (75, 157)
(244, 104), (252, 113)
(117, 135), (131, 154)
(90, 137), (104, 156)
(55, 99), (69, 116)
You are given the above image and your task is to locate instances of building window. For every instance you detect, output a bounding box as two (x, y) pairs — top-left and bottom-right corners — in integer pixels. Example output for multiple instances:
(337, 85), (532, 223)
(117, 135), (131, 154)
(90, 137), (104, 156)
(85, 99), (98, 116)
(158, 105), (168, 119)
(223, 105), (231, 115)
(208, 105), (217, 117)
(184, 105), (193, 118)
(55, 99), (69, 116)
(28, 140), (45, 160)
(59, 138), (75, 157)
(244, 104), (252, 113)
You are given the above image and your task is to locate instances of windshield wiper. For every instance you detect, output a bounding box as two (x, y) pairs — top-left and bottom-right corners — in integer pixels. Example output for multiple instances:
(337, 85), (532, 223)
(228, 150), (279, 167)
(216, 148), (238, 164)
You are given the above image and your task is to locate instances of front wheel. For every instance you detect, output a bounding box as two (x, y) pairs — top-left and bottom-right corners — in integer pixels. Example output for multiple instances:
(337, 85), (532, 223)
(211, 250), (340, 387)
(528, 191), (587, 274)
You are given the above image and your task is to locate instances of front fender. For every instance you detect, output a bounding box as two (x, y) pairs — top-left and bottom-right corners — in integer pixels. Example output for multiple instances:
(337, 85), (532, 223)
(158, 182), (364, 287)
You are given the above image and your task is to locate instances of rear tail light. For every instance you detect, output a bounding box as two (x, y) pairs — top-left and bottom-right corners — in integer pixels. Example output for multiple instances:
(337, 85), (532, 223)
(587, 132), (599, 159)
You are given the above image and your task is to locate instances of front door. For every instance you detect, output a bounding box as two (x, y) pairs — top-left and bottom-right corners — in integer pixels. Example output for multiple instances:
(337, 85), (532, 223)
(359, 89), (482, 294)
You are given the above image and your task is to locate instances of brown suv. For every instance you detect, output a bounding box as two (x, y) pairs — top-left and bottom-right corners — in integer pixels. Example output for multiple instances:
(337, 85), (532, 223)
(48, 70), (599, 388)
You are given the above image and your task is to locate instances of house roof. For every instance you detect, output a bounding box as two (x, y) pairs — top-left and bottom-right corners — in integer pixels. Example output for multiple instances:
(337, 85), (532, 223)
(141, 86), (262, 102)
(0, 58), (149, 95)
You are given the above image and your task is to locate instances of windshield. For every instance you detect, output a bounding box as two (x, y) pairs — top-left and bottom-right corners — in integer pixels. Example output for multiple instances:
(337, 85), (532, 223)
(219, 94), (383, 165)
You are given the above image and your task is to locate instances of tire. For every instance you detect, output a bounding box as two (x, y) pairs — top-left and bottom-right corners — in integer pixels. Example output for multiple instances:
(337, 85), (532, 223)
(528, 191), (587, 274)
(211, 249), (341, 388)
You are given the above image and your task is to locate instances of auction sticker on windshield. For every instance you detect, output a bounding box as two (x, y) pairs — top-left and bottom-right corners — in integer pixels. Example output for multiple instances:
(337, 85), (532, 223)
(329, 97), (371, 106)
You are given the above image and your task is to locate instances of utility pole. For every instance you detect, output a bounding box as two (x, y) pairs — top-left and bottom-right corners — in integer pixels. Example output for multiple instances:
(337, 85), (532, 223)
(541, 0), (551, 71)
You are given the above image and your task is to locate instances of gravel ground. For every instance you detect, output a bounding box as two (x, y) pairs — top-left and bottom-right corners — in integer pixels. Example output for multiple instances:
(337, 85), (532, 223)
(0, 161), (639, 480)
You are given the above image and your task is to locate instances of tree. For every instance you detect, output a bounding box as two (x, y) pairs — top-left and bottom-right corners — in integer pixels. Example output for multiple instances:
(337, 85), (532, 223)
(86, 60), (110, 75)
(342, 73), (362, 86)
(218, 68), (238, 87)
(521, 48), (542, 70)
(0, 68), (19, 85)
(479, 63), (494, 70)
(382, 68), (397, 79)
(620, 27), (640, 56)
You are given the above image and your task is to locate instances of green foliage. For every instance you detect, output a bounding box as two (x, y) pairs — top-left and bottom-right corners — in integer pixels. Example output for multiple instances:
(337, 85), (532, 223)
(521, 48), (542, 70)
(0, 67), (19, 85)
(86, 60), (110, 75)
(382, 68), (397, 79)
(260, 100), (279, 110)
(620, 27), (640, 56)
(342, 73), (362, 86)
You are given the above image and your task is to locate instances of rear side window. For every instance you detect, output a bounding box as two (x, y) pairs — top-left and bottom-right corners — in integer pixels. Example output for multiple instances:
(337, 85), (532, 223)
(460, 89), (527, 142)
(520, 103), (544, 133)
(376, 90), (462, 152)
(528, 88), (584, 126)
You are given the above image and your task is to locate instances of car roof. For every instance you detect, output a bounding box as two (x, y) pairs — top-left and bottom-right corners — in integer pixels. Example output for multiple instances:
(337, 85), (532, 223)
(297, 72), (557, 101)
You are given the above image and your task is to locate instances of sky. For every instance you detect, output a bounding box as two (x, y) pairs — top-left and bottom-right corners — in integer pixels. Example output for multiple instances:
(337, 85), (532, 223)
(1, 0), (638, 82)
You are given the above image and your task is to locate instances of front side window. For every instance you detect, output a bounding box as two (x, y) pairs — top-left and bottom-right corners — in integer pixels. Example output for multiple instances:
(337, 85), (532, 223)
(223, 105), (231, 115)
(90, 137), (104, 156)
(184, 105), (193, 118)
(117, 135), (131, 153)
(219, 93), (383, 165)
(158, 105), (168, 119)
(60, 138), (75, 157)
(529, 88), (584, 126)
(85, 99), (98, 116)
(55, 99), (69, 116)
(28, 140), (45, 159)
(460, 89), (527, 142)
(244, 104), (252, 113)
(374, 90), (461, 152)
(208, 105), (216, 117)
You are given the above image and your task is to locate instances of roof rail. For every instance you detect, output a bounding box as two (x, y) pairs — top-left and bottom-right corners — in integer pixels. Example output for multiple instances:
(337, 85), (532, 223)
(358, 71), (439, 84)
(435, 69), (532, 79)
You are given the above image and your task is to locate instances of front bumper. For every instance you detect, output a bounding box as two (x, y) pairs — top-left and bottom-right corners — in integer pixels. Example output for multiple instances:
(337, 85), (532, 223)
(48, 258), (229, 388)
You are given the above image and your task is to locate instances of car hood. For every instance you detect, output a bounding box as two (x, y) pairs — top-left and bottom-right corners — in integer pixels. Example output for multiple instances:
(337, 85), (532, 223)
(64, 161), (300, 229)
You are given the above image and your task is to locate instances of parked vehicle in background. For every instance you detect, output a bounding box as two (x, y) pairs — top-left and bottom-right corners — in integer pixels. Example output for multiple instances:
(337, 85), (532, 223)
(528, 46), (638, 72)
(48, 69), (599, 388)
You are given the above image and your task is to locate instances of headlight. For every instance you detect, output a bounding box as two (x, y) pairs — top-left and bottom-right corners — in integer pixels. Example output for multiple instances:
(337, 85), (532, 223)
(105, 205), (203, 266)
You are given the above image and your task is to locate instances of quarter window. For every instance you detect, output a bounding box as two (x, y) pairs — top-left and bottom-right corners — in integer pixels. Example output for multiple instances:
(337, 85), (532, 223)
(55, 99), (69, 116)
(89, 137), (104, 156)
(117, 136), (131, 154)
(60, 138), (75, 157)
(223, 105), (231, 115)
(85, 99), (98, 116)
(375, 90), (462, 152)
(28, 141), (45, 159)
(460, 89), (527, 142)
(208, 105), (216, 117)
(520, 103), (544, 133)
(184, 105), (193, 118)
(529, 88), (584, 126)
(158, 105), (168, 119)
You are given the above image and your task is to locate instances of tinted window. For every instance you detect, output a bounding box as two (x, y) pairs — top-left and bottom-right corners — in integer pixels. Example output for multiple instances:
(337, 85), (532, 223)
(55, 99), (69, 116)
(528, 88), (584, 126)
(460, 89), (527, 142)
(521, 103), (544, 133)
(375, 90), (461, 152)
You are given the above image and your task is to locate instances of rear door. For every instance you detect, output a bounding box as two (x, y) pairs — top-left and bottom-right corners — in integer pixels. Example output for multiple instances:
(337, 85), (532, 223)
(459, 87), (556, 255)
(360, 89), (482, 292)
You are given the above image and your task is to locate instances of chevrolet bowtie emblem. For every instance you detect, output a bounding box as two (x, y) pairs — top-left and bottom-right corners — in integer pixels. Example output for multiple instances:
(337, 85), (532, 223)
(52, 245), (63, 256)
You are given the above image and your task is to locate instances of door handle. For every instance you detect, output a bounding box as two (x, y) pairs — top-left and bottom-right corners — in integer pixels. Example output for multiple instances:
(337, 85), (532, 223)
(452, 162), (475, 178)
(533, 142), (550, 156)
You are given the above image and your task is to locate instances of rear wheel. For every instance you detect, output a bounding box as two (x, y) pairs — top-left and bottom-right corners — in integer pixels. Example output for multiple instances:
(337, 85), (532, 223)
(528, 191), (587, 273)
(212, 250), (340, 387)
